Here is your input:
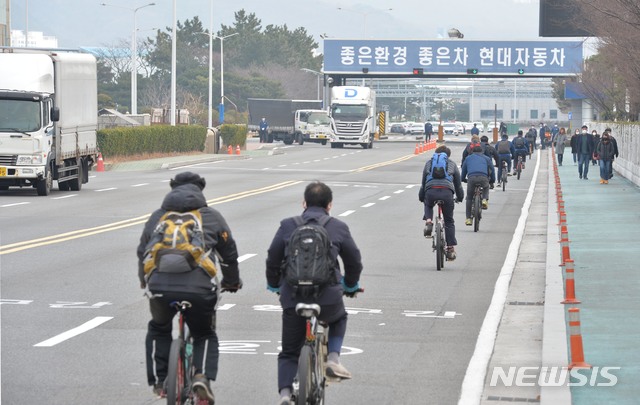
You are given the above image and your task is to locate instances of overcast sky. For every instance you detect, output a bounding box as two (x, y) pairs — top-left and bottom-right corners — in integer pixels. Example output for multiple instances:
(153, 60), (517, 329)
(10, 0), (546, 50)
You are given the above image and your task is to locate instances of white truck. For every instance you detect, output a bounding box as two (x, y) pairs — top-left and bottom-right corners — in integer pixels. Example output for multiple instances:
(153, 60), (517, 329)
(328, 86), (376, 149)
(0, 48), (98, 196)
(247, 98), (323, 145)
(295, 109), (332, 145)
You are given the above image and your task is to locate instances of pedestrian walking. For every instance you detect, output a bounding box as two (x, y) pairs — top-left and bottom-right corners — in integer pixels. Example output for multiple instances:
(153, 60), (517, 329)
(603, 127), (619, 179)
(570, 128), (579, 164)
(591, 130), (600, 165)
(424, 121), (433, 142)
(576, 125), (595, 180)
(595, 132), (616, 184)
(554, 127), (568, 166)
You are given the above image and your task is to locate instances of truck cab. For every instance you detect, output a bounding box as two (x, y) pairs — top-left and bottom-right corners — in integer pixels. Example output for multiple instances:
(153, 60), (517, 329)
(328, 86), (376, 149)
(294, 109), (331, 145)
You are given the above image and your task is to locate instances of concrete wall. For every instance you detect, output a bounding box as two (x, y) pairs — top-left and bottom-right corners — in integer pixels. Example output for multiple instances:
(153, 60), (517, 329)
(588, 122), (640, 187)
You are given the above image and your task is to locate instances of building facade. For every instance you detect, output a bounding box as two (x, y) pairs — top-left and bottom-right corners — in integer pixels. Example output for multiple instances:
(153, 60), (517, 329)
(11, 30), (58, 48)
(0, 0), (9, 47)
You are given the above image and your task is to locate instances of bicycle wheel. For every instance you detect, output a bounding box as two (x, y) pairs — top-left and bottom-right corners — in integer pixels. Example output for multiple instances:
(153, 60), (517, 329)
(473, 195), (481, 232)
(166, 339), (186, 405)
(296, 345), (314, 405)
(517, 164), (521, 180)
(435, 220), (444, 271)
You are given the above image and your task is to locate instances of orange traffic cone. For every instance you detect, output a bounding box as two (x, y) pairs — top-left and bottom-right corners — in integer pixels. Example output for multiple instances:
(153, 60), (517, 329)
(414, 143), (420, 155)
(235, 145), (241, 155)
(567, 307), (591, 368)
(422, 141), (427, 153)
(561, 259), (581, 304)
(227, 145), (233, 155)
(96, 153), (105, 172)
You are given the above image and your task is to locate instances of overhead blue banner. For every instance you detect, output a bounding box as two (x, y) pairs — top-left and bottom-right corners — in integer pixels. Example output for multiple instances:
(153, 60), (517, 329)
(323, 39), (583, 76)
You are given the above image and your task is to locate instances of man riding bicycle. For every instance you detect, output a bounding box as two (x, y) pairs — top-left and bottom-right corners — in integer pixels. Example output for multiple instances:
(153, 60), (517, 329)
(512, 130), (530, 175)
(419, 145), (464, 260)
(266, 182), (363, 405)
(137, 172), (243, 404)
(461, 144), (495, 225)
(495, 133), (515, 186)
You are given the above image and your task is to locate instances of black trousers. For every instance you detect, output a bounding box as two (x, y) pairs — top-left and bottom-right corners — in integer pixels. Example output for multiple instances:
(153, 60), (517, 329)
(146, 290), (219, 386)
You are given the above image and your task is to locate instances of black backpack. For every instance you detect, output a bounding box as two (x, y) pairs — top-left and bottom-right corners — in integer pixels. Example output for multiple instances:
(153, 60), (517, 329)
(283, 216), (335, 298)
(514, 137), (525, 148)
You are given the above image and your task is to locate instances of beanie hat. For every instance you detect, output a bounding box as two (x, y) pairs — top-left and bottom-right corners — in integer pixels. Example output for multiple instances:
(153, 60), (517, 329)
(170, 171), (206, 190)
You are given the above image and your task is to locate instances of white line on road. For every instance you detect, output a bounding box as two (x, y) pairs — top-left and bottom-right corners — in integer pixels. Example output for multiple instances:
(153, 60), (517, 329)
(393, 189), (405, 194)
(379, 196), (391, 200)
(361, 203), (375, 208)
(51, 194), (78, 199)
(34, 316), (113, 347)
(237, 253), (257, 262)
(338, 210), (356, 217)
(1, 202), (30, 207)
(95, 188), (117, 192)
(131, 183), (150, 187)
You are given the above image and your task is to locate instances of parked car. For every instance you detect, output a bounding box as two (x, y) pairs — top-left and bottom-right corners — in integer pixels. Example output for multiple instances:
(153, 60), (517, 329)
(442, 122), (457, 135)
(486, 121), (500, 133)
(455, 122), (465, 135)
(390, 123), (407, 134)
(409, 122), (424, 134)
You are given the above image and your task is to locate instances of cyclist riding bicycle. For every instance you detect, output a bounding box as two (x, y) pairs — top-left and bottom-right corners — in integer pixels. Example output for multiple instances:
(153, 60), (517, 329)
(419, 145), (464, 260)
(461, 144), (495, 226)
(137, 172), (243, 404)
(495, 133), (515, 186)
(512, 130), (530, 175)
(266, 181), (363, 405)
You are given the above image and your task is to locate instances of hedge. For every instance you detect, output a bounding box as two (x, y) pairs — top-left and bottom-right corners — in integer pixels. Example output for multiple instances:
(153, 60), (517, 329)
(97, 125), (207, 157)
(219, 124), (248, 148)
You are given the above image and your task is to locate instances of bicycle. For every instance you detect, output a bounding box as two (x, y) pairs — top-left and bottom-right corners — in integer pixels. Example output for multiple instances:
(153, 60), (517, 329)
(431, 200), (447, 271)
(470, 185), (483, 233)
(499, 159), (508, 192)
(515, 154), (524, 180)
(165, 300), (197, 405)
(292, 289), (363, 405)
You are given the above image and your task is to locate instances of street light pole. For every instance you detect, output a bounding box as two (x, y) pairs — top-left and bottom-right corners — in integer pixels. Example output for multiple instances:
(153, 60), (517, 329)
(300, 68), (322, 100)
(171, 0), (177, 125)
(217, 32), (238, 124)
(207, 0), (213, 128)
(101, 2), (155, 115)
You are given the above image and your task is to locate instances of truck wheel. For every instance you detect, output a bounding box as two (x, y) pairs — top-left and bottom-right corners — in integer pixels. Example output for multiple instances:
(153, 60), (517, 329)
(283, 138), (294, 145)
(321, 140), (327, 146)
(36, 170), (52, 196)
(70, 159), (83, 191)
(361, 143), (368, 149)
(58, 181), (70, 191)
(331, 142), (342, 149)
(298, 136), (304, 146)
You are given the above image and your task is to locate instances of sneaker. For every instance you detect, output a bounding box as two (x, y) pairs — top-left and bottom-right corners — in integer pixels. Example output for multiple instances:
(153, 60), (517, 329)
(277, 397), (292, 405)
(465, 218), (472, 226)
(446, 247), (456, 261)
(600, 179), (604, 184)
(152, 382), (166, 398)
(482, 199), (488, 210)
(424, 221), (433, 237)
(609, 173), (613, 179)
(579, 174), (582, 179)
(584, 177), (588, 180)
(513, 171), (517, 176)
(192, 374), (215, 404)
(326, 360), (352, 379)
(507, 172), (512, 176)
(522, 163), (525, 169)
(604, 180), (609, 184)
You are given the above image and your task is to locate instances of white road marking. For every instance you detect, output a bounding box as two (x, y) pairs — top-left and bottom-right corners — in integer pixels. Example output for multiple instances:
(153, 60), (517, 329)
(52, 194), (78, 200)
(237, 253), (256, 262)
(131, 183), (149, 187)
(379, 196), (391, 200)
(34, 316), (113, 347)
(95, 187), (117, 192)
(1, 202), (30, 207)
(393, 190), (405, 194)
(361, 203), (375, 208)
(0, 299), (33, 305)
(338, 210), (355, 217)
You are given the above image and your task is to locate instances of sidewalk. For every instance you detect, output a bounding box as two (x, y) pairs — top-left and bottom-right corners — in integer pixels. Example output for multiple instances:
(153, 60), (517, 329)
(554, 157), (640, 404)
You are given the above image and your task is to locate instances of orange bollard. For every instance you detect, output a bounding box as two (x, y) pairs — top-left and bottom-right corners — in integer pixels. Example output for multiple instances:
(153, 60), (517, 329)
(227, 145), (232, 155)
(96, 153), (105, 172)
(567, 307), (590, 368)
(560, 224), (569, 241)
(559, 237), (571, 264)
(562, 259), (581, 304)
(414, 143), (420, 155)
(235, 145), (241, 155)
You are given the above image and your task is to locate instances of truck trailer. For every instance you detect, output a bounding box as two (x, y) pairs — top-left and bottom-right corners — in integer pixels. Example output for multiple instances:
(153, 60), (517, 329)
(247, 98), (323, 145)
(0, 48), (98, 196)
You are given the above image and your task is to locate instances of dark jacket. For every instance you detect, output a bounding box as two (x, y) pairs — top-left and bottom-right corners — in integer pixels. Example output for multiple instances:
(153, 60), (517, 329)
(481, 141), (499, 166)
(419, 157), (464, 202)
(576, 133), (595, 155)
(496, 139), (515, 156)
(137, 184), (240, 293)
(265, 206), (363, 309)
(461, 152), (496, 183)
(570, 134), (579, 153)
(596, 139), (616, 161)
(512, 136), (529, 152)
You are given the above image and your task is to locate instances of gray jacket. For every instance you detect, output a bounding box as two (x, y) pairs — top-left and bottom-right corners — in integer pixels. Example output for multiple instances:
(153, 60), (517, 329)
(554, 133), (567, 155)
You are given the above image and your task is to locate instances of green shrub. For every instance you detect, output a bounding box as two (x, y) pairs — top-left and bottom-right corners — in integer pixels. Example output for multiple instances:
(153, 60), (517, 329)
(219, 124), (248, 147)
(97, 125), (207, 157)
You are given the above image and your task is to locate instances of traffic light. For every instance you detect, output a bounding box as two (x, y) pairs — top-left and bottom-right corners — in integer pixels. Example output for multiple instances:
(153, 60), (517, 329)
(517, 68), (525, 75)
(467, 68), (478, 74)
(412, 68), (424, 75)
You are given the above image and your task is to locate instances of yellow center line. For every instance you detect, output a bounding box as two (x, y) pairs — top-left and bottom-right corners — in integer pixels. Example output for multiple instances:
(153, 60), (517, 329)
(352, 154), (417, 173)
(0, 180), (302, 255)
